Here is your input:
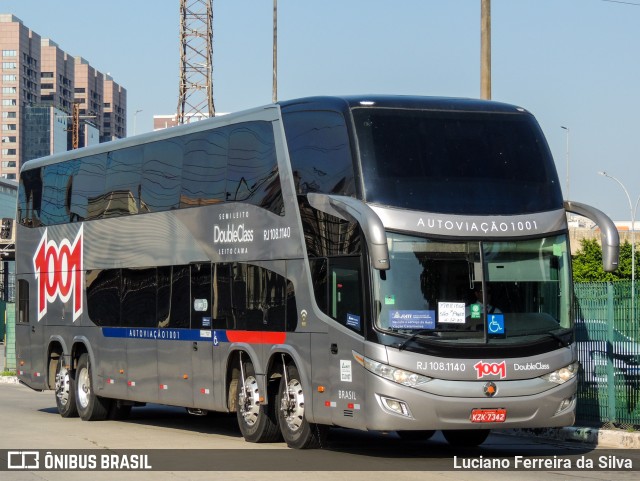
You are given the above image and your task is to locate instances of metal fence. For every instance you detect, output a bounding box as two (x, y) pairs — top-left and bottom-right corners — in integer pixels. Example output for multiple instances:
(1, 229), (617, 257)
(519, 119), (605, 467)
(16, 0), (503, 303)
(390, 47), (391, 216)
(574, 281), (640, 427)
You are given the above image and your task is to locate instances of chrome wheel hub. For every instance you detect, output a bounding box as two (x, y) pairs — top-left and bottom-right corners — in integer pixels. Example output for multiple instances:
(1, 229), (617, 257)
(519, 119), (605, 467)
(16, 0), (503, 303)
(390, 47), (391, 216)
(239, 376), (260, 426)
(281, 378), (305, 432)
(55, 365), (70, 406)
(77, 367), (90, 409)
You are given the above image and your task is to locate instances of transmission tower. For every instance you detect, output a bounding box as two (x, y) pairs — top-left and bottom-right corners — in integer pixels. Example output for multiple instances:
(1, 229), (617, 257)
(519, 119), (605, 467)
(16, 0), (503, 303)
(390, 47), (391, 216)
(177, 0), (215, 124)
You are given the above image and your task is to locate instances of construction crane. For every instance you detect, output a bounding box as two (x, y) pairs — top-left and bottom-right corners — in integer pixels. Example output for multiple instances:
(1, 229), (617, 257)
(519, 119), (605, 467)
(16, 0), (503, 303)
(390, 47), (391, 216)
(177, 0), (215, 124)
(68, 101), (97, 149)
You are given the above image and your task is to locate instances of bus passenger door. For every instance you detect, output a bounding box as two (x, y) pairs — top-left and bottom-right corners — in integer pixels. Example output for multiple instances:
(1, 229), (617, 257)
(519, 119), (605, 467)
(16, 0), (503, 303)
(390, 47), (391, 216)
(325, 257), (366, 429)
(190, 263), (216, 411)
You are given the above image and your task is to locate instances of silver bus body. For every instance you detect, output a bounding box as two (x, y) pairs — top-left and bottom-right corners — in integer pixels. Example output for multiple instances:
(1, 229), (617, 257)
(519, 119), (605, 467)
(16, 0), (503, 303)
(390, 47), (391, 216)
(14, 96), (619, 448)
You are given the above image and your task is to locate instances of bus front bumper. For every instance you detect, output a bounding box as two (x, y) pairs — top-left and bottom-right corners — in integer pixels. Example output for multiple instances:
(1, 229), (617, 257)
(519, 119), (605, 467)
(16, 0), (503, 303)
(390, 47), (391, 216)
(363, 374), (577, 431)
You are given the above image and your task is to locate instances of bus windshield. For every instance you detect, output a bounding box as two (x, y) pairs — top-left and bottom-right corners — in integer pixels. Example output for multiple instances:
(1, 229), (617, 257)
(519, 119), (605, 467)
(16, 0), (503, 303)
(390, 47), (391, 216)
(373, 232), (572, 345)
(353, 107), (563, 215)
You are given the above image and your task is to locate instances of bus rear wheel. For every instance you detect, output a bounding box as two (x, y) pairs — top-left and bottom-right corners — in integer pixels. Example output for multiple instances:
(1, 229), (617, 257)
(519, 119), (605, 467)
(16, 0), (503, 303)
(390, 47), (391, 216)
(235, 359), (280, 443)
(54, 357), (78, 418)
(442, 429), (490, 447)
(75, 354), (111, 421)
(276, 363), (328, 449)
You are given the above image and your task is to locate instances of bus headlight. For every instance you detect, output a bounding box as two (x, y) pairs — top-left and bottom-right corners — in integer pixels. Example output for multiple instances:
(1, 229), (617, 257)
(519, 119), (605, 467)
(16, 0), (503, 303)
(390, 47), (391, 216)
(541, 362), (579, 384)
(355, 353), (432, 388)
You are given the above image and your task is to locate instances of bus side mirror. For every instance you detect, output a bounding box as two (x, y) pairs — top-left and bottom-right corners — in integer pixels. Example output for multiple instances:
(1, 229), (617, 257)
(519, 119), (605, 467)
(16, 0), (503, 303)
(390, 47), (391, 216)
(307, 194), (390, 270)
(564, 201), (620, 272)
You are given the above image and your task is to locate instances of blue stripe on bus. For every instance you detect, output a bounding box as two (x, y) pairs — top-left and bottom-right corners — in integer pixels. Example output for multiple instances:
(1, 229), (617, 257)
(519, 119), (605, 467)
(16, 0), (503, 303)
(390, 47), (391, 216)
(101, 327), (229, 344)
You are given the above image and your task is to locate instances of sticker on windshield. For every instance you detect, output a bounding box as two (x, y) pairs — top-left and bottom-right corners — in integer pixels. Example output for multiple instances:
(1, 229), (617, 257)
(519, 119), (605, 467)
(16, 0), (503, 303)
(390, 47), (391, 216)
(346, 313), (361, 330)
(438, 302), (466, 324)
(487, 314), (505, 335)
(470, 303), (482, 319)
(384, 295), (396, 305)
(389, 310), (435, 329)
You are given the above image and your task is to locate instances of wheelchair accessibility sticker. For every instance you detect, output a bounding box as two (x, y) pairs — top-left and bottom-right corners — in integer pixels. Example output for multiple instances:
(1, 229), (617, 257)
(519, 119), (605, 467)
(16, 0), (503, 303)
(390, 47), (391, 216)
(487, 314), (505, 335)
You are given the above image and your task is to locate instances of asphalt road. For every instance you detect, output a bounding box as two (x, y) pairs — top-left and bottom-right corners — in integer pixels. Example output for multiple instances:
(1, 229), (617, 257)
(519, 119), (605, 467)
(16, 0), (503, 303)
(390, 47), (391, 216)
(0, 382), (638, 481)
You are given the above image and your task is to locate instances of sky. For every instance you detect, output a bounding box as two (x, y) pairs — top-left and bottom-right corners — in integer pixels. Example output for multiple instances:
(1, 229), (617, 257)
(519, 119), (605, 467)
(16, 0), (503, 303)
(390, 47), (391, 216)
(2, 0), (640, 221)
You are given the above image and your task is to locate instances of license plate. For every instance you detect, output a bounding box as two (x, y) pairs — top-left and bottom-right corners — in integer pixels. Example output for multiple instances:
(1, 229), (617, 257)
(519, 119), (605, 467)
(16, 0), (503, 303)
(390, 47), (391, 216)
(471, 408), (507, 423)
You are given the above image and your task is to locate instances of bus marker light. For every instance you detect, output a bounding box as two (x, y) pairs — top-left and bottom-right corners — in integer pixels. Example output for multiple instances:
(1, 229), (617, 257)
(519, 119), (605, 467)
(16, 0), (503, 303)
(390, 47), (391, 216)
(107, 379), (115, 384)
(128, 381), (136, 387)
(200, 388), (210, 395)
(325, 401), (336, 407)
(183, 374), (189, 379)
(19, 360), (24, 366)
(34, 372), (41, 377)
(160, 384), (168, 390)
(352, 352), (364, 365)
(317, 385), (325, 393)
(119, 369), (124, 374)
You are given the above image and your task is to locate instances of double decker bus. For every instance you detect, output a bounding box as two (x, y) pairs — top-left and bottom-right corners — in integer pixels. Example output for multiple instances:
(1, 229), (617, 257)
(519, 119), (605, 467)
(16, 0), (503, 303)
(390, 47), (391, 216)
(15, 96), (619, 448)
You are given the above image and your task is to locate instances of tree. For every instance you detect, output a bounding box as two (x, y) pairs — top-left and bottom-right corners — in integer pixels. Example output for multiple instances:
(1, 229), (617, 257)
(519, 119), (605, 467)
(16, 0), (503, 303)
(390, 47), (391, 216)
(572, 238), (637, 282)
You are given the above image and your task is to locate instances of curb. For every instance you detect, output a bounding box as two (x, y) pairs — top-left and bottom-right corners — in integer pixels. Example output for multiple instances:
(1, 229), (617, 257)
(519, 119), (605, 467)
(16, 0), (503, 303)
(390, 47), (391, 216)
(506, 427), (640, 449)
(0, 376), (18, 385)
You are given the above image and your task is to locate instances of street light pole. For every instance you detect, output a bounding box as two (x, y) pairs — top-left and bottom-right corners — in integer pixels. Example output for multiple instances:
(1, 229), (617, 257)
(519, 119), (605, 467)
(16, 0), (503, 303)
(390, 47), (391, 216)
(133, 109), (143, 136)
(561, 126), (570, 199)
(598, 171), (639, 322)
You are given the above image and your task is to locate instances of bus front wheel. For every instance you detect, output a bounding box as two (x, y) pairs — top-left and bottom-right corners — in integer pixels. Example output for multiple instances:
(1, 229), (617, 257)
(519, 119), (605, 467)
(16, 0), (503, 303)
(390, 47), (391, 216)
(75, 354), (111, 421)
(276, 363), (328, 449)
(235, 359), (280, 443)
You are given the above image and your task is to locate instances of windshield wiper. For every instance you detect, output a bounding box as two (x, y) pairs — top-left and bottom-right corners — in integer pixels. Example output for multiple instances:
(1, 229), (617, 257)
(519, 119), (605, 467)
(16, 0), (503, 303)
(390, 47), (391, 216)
(546, 330), (570, 348)
(397, 330), (437, 351)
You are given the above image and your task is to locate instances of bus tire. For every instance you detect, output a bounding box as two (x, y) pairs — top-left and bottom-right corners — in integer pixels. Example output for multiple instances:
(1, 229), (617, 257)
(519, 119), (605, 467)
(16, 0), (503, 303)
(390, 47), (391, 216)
(442, 429), (490, 447)
(235, 359), (280, 443)
(396, 430), (436, 441)
(54, 357), (78, 418)
(276, 363), (328, 449)
(75, 354), (111, 421)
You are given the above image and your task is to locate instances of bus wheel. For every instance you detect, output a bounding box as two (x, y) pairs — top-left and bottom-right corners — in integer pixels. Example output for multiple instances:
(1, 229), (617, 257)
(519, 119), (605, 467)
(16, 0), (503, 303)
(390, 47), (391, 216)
(396, 430), (436, 441)
(75, 354), (111, 421)
(54, 358), (78, 418)
(276, 363), (328, 449)
(442, 429), (490, 447)
(236, 359), (280, 443)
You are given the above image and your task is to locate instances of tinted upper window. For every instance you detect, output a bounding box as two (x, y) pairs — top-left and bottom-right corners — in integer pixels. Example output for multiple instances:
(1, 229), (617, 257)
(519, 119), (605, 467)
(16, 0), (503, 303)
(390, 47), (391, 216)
(39, 162), (77, 225)
(104, 146), (143, 217)
(19, 120), (285, 227)
(180, 129), (227, 208)
(227, 122), (283, 215)
(353, 108), (563, 215)
(71, 153), (107, 221)
(141, 138), (183, 212)
(282, 110), (356, 196)
(18, 168), (42, 227)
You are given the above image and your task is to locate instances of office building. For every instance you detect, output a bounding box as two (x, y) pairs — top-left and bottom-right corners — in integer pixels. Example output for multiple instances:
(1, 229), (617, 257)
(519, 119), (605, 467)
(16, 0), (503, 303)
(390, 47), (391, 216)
(0, 14), (39, 179)
(0, 14), (127, 178)
(103, 74), (126, 141)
